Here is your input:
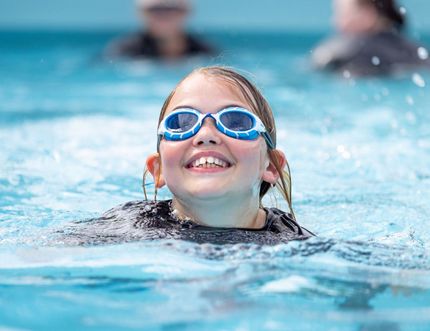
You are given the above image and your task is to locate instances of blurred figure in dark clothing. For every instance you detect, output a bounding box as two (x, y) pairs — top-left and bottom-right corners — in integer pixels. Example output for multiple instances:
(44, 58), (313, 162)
(105, 0), (215, 60)
(312, 0), (430, 77)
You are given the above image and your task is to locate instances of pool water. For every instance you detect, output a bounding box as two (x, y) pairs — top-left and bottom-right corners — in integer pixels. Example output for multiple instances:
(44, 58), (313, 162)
(1, 30), (430, 331)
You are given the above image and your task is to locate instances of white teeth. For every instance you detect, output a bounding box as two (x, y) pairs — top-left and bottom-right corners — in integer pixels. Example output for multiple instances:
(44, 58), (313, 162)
(190, 156), (229, 168)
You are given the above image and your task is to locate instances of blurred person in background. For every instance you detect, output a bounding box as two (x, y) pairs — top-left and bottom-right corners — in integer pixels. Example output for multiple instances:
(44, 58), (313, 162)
(311, 0), (430, 76)
(105, 0), (215, 60)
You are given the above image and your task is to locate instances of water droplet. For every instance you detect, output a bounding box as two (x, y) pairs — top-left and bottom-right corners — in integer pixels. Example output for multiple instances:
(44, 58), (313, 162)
(405, 112), (416, 123)
(405, 95), (414, 105)
(412, 73), (426, 87)
(337, 145), (345, 153)
(342, 70), (351, 79)
(371, 56), (380, 66)
(337, 145), (351, 159)
(399, 6), (406, 15)
(417, 47), (429, 60)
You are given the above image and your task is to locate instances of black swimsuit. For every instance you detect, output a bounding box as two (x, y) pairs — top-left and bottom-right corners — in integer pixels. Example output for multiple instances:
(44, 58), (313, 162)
(60, 200), (314, 245)
(312, 31), (430, 76)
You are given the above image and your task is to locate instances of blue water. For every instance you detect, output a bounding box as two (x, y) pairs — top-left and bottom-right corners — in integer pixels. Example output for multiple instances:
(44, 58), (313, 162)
(1, 30), (430, 331)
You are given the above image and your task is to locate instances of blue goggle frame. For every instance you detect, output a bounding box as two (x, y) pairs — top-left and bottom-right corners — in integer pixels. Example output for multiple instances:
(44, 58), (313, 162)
(157, 106), (275, 149)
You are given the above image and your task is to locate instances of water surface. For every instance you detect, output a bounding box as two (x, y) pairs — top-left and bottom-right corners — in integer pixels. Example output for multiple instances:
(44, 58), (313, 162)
(1, 30), (430, 331)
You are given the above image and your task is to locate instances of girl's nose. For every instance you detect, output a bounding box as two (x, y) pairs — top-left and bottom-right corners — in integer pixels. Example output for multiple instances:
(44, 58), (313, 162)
(192, 117), (222, 146)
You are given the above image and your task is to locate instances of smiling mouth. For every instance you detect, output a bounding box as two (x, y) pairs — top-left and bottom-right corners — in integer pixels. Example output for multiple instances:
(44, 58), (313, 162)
(186, 156), (232, 169)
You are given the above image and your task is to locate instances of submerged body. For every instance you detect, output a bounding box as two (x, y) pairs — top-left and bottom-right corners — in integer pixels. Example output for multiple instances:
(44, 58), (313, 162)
(60, 200), (313, 245)
(312, 31), (430, 76)
(105, 32), (215, 59)
(313, 0), (430, 76)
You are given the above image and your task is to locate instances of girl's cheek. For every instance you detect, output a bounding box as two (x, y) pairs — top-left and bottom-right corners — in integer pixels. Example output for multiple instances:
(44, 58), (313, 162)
(160, 142), (187, 167)
(237, 141), (266, 162)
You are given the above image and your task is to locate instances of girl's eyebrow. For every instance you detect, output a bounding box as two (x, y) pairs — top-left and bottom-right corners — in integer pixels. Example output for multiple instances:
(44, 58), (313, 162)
(220, 104), (248, 110)
(171, 104), (247, 112)
(172, 105), (197, 111)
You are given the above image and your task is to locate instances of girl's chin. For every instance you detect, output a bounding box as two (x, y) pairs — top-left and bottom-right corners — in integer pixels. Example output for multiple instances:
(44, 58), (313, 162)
(188, 188), (229, 199)
(178, 185), (232, 200)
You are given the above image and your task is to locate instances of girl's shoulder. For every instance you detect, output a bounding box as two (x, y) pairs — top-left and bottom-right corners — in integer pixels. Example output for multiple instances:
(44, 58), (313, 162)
(99, 199), (177, 229)
(101, 199), (171, 219)
(58, 200), (177, 245)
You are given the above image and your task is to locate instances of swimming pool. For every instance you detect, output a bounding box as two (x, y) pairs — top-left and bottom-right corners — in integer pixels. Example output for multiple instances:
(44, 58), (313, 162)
(1, 29), (430, 330)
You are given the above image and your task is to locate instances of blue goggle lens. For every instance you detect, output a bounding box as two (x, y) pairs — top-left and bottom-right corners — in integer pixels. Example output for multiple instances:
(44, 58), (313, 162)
(165, 112), (198, 132)
(219, 111), (254, 131)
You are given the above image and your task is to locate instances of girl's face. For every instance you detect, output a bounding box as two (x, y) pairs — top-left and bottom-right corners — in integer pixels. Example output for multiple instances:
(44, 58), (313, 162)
(151, 73), (278, 202)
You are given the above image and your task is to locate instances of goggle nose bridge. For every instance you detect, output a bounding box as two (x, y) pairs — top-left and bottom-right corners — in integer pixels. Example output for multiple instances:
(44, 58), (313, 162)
(195, 113), (220, 130)
(201, 113), (216, 123)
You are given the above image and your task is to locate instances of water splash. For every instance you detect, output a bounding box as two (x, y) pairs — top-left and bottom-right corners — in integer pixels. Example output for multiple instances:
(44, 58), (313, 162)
(412, 73), (426, 87)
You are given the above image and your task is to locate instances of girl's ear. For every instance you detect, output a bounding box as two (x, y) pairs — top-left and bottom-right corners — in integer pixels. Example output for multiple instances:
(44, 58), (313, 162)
(146, 153), (166, 188)
(262, 149), (286, 184)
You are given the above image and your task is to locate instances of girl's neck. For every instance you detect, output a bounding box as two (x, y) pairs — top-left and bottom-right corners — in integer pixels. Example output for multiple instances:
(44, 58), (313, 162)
(171, 196), (267, 229)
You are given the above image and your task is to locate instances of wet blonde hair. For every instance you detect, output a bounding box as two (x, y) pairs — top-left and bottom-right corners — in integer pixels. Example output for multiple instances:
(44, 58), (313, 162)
(143, 66), (296, 219)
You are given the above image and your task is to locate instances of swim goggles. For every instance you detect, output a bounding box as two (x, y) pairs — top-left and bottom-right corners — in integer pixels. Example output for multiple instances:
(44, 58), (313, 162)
(157, 106), (275, 149)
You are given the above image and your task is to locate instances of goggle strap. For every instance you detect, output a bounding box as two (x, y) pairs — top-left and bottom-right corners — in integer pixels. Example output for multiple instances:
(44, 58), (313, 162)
(262, 131), (275, 149)
(156, 135), (162, 151)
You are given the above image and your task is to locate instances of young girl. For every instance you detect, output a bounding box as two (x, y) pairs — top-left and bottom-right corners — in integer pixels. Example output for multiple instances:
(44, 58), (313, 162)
(65, 66), (313, 245)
